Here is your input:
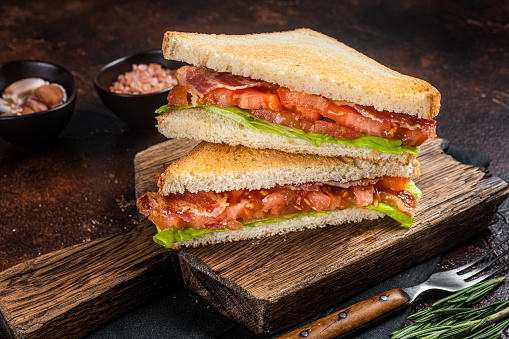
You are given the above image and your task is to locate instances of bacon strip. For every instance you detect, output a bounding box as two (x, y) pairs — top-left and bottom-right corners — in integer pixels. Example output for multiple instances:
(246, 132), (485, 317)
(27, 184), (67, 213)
(325, 179), (379, 188)
(378, 190), (417, 215)
(167, 66), (437, 147)
(137, 177), (418, 232)
(175, 66), (268, 104)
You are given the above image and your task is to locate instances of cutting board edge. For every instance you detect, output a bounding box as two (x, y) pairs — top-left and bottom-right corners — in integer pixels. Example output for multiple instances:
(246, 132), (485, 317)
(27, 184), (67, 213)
(0, 220), (176, 339)
(180, 184), (509, 335)
(179, 251), (272, 334)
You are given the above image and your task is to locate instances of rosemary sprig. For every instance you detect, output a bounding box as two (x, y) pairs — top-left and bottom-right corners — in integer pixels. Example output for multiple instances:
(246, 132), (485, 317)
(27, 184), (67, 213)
(432, 277), (506, 308)
(391, 277), (509, 339)
(392, 301), (509, 339)
(408, 277), (506, 324)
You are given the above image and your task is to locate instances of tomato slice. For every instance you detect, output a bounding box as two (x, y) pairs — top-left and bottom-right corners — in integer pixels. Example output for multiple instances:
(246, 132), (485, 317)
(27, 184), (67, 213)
(167, 66), (437, 147)
(167, 85), (189, 106)
(376, 176), (411, 191)
(205, 87), (283, 111)
(311, 119), (363, 140)
(352, 185), (374, 207)
(278, 87), (326, 120)
(138, 180), (418, 231)
(306, 190), (331, 211)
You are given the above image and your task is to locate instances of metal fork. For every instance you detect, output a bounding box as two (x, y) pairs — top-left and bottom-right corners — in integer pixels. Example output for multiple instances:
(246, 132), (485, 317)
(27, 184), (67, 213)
(278, 237), (509, 339)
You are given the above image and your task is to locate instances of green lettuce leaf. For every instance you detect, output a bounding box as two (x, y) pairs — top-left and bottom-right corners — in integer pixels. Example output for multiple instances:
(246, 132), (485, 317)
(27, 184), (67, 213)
(406, 180), (422, 199)
(365, 180), (421, 228)
(156, 105), (420, 156)
(367, 203), (414, 229)
(242, 210), (336, 228)
(153, 226), (230, 248)
(152, 210), (336, 249)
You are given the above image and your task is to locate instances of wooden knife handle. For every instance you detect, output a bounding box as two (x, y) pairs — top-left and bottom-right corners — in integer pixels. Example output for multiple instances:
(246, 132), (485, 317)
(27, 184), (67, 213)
(277, 288), (409, 339)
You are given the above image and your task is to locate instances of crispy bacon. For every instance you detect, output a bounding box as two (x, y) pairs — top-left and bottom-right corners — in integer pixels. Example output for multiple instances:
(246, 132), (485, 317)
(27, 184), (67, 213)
(137, 176), (418, 232)
(325, 178), (379, 188)
(175, 66), (269, 105)
(167, 66), (437, 147)
(378, 190), (417, 216)
(137, 191), (228, 230)
(286, 182), (322, 191)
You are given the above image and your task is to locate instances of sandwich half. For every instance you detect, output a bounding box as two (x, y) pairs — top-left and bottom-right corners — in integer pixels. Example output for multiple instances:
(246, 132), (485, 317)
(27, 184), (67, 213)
(136, 142), (421, 249)
(156, 28), (440, 163)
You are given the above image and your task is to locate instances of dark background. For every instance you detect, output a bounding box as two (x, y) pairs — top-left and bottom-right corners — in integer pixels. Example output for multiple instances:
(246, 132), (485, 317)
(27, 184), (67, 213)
(0, 0), (508, 338)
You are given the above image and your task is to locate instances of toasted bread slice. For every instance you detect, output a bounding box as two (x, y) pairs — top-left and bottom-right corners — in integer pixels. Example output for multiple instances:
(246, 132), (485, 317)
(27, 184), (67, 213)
(157, 141), (419, 195)
(156, 107), (417, 164)
(162, 28), (440, 119)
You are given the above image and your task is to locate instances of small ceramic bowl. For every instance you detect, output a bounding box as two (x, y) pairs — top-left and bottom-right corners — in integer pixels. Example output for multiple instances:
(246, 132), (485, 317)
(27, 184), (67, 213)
(93, 50), (185, 129)
(0, 60), (77, 146)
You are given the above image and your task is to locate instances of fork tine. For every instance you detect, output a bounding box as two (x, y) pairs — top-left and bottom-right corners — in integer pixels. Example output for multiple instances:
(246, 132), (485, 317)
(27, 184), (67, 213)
(465, 258), (509, 287)
(460, 245), (509, 280)
(455, 236), (509, 273)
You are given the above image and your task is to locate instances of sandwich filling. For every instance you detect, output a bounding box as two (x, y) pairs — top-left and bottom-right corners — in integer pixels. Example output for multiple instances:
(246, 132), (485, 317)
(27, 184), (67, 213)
(137, 176), (421, 247)
(161, 66), (436, 153)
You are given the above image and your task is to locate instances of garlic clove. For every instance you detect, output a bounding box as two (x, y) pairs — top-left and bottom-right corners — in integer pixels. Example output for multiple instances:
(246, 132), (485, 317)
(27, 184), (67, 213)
(0, 98), (22, 116)
(33, 84), (67, 108)
(20, 104), (35, 115)
(25, 98), (49, 113)
(3, 78), (49, 106)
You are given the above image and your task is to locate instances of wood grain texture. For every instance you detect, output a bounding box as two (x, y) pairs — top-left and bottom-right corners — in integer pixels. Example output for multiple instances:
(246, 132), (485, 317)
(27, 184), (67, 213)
(0, 221), (177, 339)
(135, 138), (508, 334)
(0, 138), (507, 339)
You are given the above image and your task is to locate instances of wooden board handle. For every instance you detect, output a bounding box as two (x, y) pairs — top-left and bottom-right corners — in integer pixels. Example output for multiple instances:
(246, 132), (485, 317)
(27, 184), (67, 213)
(277, 288), (409, 339)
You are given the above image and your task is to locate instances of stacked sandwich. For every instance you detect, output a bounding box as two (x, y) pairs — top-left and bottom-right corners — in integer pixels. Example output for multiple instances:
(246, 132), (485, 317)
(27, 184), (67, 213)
(136, 29), (440, 249)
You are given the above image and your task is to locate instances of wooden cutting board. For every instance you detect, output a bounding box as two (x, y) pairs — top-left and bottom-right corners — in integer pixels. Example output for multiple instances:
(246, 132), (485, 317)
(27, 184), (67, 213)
(0, 138), (508, 338)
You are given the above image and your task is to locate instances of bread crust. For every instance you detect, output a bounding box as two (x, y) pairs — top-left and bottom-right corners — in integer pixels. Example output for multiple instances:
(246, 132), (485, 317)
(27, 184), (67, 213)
(162, 28), (440, 119)
(156, 107), (419, 167)
(157, 141), (419, 195)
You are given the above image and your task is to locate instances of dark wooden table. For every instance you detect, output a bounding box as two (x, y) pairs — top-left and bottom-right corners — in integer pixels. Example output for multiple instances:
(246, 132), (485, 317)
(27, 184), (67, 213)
(1, 1), (508, 338)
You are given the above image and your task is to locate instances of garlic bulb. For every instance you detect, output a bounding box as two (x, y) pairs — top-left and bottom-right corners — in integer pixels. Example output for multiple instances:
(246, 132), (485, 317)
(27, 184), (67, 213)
(3, 78), (49, 106)
(1, 78), (67, 116)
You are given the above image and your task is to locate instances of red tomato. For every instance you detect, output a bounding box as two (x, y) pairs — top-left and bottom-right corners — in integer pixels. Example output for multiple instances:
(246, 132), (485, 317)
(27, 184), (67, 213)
(167, 85), (189, 106)
(311, 120), (363, 140)
(352, 185), (375, 207)
(305, 190), (331, 211)
(205, 87), (283, 111)
(376, 176), (411, 191)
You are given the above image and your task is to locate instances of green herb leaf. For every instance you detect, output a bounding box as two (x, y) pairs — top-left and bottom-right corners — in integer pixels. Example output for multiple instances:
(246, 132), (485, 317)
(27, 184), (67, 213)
(391, 278), (508, 339)
(406, 181), (422, 199)
(153, 226), (229, 248)
(367, 202), (414, 228)
(243, 210), (338, 227)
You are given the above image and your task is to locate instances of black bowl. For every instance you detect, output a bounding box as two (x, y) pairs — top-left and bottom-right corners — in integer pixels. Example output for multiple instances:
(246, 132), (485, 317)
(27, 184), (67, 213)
(0, 60), (77, 146)
(93, 50), (185, 129)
